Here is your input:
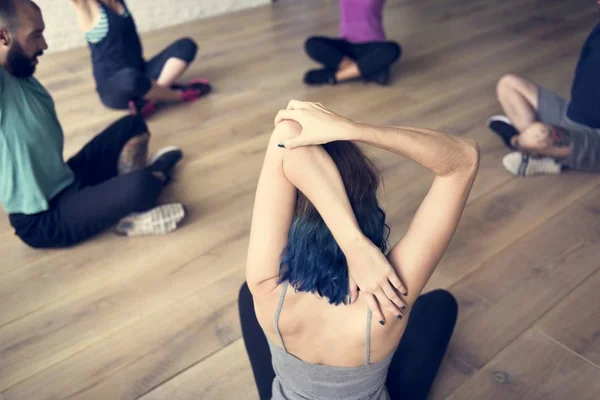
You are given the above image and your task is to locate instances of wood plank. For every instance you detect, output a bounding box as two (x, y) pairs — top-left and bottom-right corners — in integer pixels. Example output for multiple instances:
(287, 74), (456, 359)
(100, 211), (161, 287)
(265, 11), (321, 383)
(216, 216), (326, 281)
(0, 232), (250, 391)
(447, 329), (600, 400)
(430, 185), (600, 398)
(138, 340), (257, 400)
(3, 269), (245, 400)
(537, 268), (600, 367)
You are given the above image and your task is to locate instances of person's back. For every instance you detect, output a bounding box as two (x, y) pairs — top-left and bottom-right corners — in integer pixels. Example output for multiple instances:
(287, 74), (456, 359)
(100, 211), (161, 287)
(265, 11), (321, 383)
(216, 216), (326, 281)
(340, 0), (386, 43)
(259, 282), (399, 399)
(0, 67), (74, 215)
(83, 0), (144, 86)
(243, 101), (479, 399)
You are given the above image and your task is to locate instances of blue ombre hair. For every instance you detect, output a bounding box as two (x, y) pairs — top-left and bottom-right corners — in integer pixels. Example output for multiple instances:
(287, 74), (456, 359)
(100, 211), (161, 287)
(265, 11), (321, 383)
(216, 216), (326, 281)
(279, 141), (390, 305)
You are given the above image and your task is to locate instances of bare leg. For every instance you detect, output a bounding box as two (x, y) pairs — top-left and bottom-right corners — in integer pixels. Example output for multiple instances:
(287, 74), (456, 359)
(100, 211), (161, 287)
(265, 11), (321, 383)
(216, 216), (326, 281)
(144, 82), (181, 103)
(496, 74), (539, 132)
(156, 58), (189, 87)
(515, 122), (573, 159)
(118, 133), (150, 175)
(335, 57), (361, 82)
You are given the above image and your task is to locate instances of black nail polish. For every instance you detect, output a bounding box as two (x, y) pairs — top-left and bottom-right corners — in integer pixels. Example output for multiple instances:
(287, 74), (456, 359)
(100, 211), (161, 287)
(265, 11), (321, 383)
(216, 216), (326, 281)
(401, 305), (406, 310)
(396, 314), (403, 320)
(403, 292), (408, 296)
(379, 320), (385, 325)
(277, 143), (285, 148)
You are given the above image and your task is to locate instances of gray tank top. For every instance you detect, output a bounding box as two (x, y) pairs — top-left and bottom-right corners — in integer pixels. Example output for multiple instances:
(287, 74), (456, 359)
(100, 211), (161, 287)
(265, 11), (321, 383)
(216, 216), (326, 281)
(268, 282), (393, 400)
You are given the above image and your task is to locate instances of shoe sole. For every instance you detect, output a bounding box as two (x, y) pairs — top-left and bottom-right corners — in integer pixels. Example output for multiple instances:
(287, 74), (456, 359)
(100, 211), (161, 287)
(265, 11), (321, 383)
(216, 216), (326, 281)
(487, 115), (513, 127)
(148, 146), (183, 165)
(116, 203), (187, 237)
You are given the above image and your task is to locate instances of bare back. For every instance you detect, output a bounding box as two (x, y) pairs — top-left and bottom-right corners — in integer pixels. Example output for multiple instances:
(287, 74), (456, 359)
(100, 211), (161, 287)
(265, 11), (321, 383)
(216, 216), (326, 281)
(254, 280), (407, 367)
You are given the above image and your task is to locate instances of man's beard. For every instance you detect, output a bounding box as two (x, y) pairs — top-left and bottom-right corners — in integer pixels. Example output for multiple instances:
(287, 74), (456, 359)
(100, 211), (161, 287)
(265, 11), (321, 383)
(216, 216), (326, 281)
(7, 41), (41, 78)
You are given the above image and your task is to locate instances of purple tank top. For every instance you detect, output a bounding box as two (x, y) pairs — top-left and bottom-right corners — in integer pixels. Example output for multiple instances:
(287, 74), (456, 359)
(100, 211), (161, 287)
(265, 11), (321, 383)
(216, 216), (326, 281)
(340, 0), (386, 43)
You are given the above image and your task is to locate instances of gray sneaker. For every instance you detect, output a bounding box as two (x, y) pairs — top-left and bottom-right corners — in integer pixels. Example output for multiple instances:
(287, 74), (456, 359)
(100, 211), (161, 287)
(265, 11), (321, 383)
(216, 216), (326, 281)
(502, 152), (562, 177)
(116, 203), (186, 237)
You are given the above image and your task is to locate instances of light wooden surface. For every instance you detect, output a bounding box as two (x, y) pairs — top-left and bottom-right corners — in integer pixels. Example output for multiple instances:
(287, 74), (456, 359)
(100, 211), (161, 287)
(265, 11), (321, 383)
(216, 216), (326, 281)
(2, 0), (600, 399)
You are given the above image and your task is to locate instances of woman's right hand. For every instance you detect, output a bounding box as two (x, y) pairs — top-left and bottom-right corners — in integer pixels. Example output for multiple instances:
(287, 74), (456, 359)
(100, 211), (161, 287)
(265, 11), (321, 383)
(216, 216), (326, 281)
(274, 100), (357, 148)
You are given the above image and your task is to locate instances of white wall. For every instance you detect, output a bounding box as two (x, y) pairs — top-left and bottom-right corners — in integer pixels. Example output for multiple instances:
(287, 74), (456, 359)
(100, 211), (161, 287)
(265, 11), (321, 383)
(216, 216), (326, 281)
(37, 0), (271, 53)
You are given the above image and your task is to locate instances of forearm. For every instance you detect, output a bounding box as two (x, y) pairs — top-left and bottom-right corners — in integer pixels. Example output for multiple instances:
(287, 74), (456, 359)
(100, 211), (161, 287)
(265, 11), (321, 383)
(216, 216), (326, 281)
(350, 123), (478, 177)
(69, 0), (96, 31)
(282, 145), (363, 253)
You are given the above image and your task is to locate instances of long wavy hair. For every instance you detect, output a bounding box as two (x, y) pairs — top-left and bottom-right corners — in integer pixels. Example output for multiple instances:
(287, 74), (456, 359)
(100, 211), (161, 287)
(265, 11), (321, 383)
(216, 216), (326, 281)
(279, 141), (390, 305)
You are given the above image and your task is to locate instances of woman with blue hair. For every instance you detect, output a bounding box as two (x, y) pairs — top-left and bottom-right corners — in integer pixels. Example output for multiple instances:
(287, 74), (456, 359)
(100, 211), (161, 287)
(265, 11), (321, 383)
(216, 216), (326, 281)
(239, 101), (479, 399)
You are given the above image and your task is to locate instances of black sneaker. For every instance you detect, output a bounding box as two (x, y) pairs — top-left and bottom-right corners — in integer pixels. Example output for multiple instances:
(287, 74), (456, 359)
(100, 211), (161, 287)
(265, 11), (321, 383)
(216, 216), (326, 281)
(368, 69), (390, 86)
(172, 79), (212, 96)
(303, 68), (337, 85)
(148, 146), (183, 183)
(488, 115), (519, 149)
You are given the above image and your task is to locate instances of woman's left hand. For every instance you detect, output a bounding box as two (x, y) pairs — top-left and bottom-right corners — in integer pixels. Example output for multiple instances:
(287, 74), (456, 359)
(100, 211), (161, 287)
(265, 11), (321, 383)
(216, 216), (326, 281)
(344, 237), (408, 324)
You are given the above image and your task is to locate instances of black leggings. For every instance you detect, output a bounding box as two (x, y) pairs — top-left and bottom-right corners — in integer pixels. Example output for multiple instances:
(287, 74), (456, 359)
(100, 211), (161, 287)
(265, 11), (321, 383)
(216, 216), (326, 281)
(238, 283), (457, 400)
(98, 38), (198, 109)
(9, 116), (164, 249)
(304, 36), (401, 78)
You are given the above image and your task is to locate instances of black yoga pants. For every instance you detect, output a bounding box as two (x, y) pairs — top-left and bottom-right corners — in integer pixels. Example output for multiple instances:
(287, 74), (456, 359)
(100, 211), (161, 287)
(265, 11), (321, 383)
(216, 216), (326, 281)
(304, 36), (401, 78)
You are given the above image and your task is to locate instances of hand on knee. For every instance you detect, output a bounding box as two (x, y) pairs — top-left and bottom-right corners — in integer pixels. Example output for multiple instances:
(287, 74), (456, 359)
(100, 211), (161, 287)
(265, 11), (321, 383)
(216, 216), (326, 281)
(517, 122), (551, 152)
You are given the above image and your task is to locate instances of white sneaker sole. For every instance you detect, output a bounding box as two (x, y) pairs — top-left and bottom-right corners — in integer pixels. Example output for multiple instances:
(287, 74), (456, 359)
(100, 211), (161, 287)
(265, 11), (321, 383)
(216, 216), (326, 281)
(502, 152), (561, 177)
(487, 115), (513, 126)
(116, 203), (186, 237)
(148, 146), (182, 166)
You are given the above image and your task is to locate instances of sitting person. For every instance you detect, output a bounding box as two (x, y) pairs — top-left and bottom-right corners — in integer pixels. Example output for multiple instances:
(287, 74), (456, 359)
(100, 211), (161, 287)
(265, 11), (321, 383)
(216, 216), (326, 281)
(488, 22), (600, 176)
(303, 0), (402, 86)
(239, 100), (479, 399)
(1, 0), (186, 248)
(70, 0), (212, 118)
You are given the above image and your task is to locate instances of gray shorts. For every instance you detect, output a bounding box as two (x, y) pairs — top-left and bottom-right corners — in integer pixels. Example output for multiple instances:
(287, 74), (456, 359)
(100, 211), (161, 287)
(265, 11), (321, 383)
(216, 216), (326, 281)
(538, 87), (600, 171)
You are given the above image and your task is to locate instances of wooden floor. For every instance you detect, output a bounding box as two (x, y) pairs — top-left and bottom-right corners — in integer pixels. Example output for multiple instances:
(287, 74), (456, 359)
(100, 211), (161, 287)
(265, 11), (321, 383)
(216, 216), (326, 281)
(1, 0), (600, 398)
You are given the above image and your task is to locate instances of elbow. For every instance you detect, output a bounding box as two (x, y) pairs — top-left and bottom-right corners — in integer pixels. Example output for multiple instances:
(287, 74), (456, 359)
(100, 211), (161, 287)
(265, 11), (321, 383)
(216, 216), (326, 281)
(458, 138), (480, 175)
(270, 120), (302, 145)
(462, 138), (480, 170)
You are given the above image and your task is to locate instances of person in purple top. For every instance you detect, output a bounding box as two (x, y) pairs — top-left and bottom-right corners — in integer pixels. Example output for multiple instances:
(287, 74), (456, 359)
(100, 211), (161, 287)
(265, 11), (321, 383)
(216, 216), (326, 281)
(304, 0), (401, 86)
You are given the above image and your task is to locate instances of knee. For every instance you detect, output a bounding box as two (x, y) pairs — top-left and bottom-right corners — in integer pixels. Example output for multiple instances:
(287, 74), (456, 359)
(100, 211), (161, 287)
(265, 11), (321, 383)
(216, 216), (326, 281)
(113, 115), (149, 144)
(239, 282), (252, 306)
(121, 114), (149, 134)
(126, 170), (162, 208)
(305, 36), (324, 56)
(426, 289), (458, 320)
(496, 73), (522, 98)
(175, 37), (198, 63)
(271, 118), (302, 143)
(386, 42), (402, 63)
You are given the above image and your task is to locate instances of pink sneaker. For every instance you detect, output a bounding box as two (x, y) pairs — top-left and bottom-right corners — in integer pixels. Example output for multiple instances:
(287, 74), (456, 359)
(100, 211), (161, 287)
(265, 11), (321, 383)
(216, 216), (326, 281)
(128, 99), (157, 119)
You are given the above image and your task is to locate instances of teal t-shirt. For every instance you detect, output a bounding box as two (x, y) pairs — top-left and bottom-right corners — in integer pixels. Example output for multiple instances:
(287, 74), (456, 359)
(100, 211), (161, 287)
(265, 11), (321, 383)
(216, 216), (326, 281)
(0, 67), (75, 215)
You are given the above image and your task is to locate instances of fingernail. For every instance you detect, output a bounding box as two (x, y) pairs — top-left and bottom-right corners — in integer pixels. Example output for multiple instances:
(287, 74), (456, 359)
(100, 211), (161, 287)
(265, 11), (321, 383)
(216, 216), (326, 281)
(379, 320), (385, 325)
(403, 291), (408, 296)
(277, 143), (285, 148)
(401, 305), (406, 310)
(349, 295), (352, 305)
(396, 314), (403, 320)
